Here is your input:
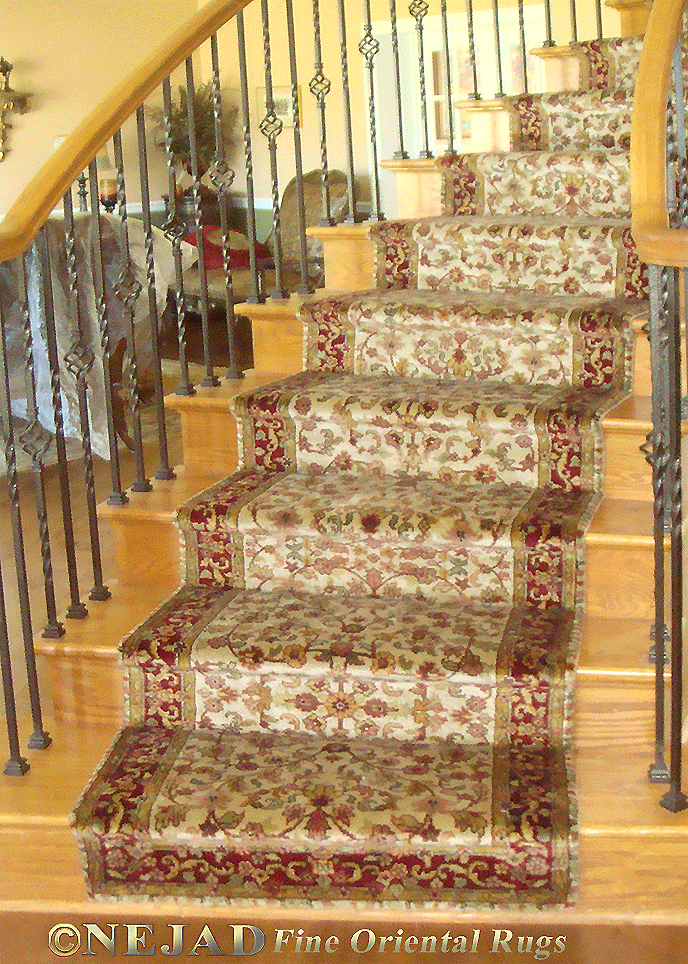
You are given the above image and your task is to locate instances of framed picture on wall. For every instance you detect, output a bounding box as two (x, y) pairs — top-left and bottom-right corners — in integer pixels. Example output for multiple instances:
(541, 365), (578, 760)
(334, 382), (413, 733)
(256, 85), (300, 128)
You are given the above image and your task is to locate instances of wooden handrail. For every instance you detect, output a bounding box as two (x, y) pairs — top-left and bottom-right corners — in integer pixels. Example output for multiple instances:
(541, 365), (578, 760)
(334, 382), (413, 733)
(631, 0), (688, 266)
(0, 0), (252, 262)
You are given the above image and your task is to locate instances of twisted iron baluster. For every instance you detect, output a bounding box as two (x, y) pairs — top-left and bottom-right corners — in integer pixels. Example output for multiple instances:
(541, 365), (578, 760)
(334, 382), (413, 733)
(0, 261), (51, 754)
(259, 0), (288, 298)
(208, 33), (243, 374)
(62, 188), (111, 601)
(185, 57), (221, 383)
(517, 0), (529, 94)
(36, 228), (88, 618)
(337, 0), (358, 220)
(360, 0), (383, 218)
(0, 548), (27, 774)
(389, 0), (408, 159)
(112, 130), (151, 490)
(646, 266), (670, 785)
(662, 265), (688, 812)
(237, 13), (261, 302)
(87, 159), (128, 504)
(310, 0), (334, 223)
(410, 0), (432, 157)
(543, 0), (554, 47)
(465, 0), (481, 100)
(491, 0), (505, 98)
(161, 78), (195, 395)
(16, 249), (64, 640)
(438, 0), (455, 153)
(669, 39), (688, 417)
(284, 0), (314, 290)
(136, 105), (175, 478)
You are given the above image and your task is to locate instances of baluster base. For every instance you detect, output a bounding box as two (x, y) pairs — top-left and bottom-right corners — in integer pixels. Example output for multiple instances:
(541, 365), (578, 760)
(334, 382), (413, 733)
(649, 760), (672, 783)
(28, 729), (52, 750)
(66, 602), (88, 619)
(661, 788), (688, 811)
(4, 757), (30, 776)
(41, 621), (65, 639)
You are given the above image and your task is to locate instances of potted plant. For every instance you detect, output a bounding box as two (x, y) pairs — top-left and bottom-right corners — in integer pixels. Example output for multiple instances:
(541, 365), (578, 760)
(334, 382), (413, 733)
(151, 83), (239, 225)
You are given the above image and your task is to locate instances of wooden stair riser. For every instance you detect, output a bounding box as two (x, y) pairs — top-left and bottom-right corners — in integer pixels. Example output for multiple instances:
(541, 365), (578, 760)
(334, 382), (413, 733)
(586, 541), (656, 621)
(104, 515), (181, 591)
(602, 420), (652, 501)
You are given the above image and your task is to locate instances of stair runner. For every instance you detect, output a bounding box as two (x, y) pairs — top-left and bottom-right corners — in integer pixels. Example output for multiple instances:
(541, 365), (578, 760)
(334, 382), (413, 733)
(73, 36), (648, 906)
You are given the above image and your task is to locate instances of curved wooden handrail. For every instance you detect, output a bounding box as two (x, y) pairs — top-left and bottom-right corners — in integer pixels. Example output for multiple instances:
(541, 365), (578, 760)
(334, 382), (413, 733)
(0, 0), (252, 262)
(631, 0), (688, 266)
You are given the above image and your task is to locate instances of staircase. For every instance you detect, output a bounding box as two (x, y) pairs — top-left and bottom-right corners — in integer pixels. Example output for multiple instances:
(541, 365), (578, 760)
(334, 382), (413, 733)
(63, 32), (688, 915)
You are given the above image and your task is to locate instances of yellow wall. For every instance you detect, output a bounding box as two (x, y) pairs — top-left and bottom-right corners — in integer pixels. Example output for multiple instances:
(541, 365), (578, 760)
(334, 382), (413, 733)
(0, 0), (197, 219)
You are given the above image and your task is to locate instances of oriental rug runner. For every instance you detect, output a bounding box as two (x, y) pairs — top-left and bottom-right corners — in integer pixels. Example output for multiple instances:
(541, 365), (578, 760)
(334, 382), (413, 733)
(73, 35), (647, 907)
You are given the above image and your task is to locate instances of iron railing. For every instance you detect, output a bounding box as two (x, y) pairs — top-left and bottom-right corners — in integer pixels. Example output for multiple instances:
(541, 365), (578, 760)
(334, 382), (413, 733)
(0, 0), (643, 778)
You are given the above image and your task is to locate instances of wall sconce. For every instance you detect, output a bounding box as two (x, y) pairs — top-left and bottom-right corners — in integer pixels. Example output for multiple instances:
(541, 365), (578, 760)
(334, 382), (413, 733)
(0, 57), (31, 160)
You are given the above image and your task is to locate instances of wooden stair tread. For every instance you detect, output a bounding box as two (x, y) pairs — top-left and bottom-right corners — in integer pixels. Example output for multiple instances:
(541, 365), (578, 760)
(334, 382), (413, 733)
(2, 671), (688, 919)
(164, 370), (284, 413)
(33, 581), (173, 659)
(96, 466), (223, 523)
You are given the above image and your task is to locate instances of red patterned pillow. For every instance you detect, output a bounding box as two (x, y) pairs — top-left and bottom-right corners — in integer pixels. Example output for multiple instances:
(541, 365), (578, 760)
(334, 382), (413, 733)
(184, 225), (271, 270)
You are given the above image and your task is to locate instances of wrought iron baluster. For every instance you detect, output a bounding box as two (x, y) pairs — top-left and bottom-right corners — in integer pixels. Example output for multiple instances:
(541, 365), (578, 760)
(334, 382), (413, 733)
(360, 0), (383, 217)
(337, 0), (358, 220)
(284, 2), (314, 290)
(542, 0), (554, 46)
(113, 128), (152, 491)
(518, 0), (529, 94)
(465, 0), (481, 100)
(237, 12), (262, 302)
(185, 57), (221, 382)
(595, 0), (603, 39)
(87, 160), (128, 504)
(161, 78), (195, 395)
(389, 0), (408, 159)
(438, 0), (455, 154)
(62, 188), (111, 601)
(259, 0), (288, 298)
(310, 0), (334, 223)
(136, 104), (175, 478)
(569, 0), (578, 44)
(662, 265), (688, 812)
(208, 33), (244, 374)
(410, 0), (432, 157)
(647, 265), (670, 785)
(0, 262), (50, 754)
(36, 228), (88, 618)
(491, 0), (505, 98)
(16, 249), (63, 640)
(0, 549), (27, 774)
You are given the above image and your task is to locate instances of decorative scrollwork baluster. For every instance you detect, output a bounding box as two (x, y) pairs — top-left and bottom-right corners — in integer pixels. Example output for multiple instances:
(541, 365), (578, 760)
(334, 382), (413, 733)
(389, 0), (408, 160)
(161, 78), (195, 395)
(208, 33), (244, 374)
(113, 128), (152, 492)
(0, 256), (51, 756)
(16, 249), (63, 640)
(360, 0), (383, 219)
(237, 13), (262, 303)
(409, 0), (432, 157)
(259, 0), (287, 298)
(62, 187), (111, 602)
(309, 0), (334, 224)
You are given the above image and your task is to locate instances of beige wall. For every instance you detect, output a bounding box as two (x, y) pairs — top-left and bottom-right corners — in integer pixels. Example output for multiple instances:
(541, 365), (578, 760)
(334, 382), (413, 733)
(0, 0), (197, 219)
